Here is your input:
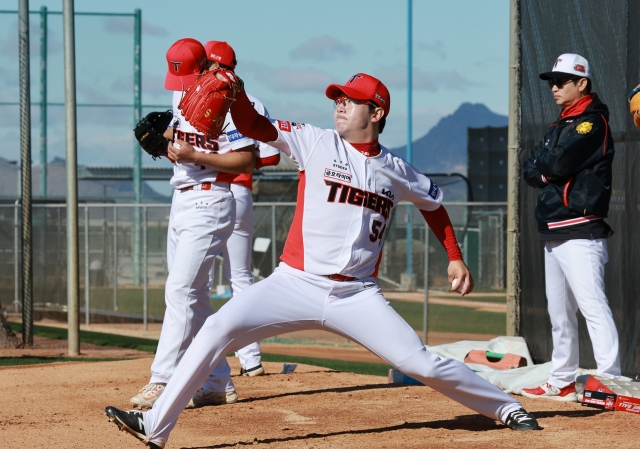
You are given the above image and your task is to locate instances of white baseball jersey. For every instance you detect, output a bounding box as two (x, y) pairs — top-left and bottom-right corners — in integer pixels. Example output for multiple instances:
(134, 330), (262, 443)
(169, 90), (256, 189)
(267, 120), (443, 279)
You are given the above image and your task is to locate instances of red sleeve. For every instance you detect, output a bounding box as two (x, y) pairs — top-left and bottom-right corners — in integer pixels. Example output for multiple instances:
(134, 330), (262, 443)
(255, 153), (280, 169)
(230, 91), (278, 143)
(420, 206), (463, 261)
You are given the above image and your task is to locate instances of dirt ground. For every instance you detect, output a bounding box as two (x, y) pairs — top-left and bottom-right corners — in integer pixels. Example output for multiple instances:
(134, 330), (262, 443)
(1, 351), (639, 448)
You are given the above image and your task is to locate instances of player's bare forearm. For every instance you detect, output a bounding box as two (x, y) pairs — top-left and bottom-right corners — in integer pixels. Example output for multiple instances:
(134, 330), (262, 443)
(447, 260), (475, 296)
(168, 140), (255, 173)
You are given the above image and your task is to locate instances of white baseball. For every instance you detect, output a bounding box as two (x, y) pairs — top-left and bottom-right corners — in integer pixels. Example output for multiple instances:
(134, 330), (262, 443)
(172, 142), (182, 149)
(451, 278), (464, 293)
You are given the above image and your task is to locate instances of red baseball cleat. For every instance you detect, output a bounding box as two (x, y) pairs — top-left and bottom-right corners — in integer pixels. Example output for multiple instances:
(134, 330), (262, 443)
(522, 382), (577, 402)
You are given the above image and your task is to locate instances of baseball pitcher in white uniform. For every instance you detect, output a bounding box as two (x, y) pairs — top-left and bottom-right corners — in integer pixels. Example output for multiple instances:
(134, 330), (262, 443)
(130, 39), (261, 410)
(204, 41), (281, 377)
(107, 73), (540, 447)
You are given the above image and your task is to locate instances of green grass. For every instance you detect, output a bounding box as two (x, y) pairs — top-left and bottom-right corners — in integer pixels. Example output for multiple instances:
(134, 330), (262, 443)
(388, 300), (506, 335)
(260, 353), (390, 377)
(86, 287), (166, 317)
(0, 356), (124, 367)
(4, 322), (390, 376)
(7, 322), (159, 353)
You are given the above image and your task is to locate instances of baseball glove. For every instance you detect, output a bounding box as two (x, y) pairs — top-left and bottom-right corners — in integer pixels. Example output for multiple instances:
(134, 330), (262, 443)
(134, 110), (174, 159)
(178, 68), (241, 138)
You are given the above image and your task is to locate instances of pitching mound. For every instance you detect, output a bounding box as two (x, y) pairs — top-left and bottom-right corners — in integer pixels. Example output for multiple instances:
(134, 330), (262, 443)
(0, 357), (637, 448)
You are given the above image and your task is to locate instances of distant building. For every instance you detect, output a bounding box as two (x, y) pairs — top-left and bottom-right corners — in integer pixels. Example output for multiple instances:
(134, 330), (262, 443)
(467, 126), (508, 201)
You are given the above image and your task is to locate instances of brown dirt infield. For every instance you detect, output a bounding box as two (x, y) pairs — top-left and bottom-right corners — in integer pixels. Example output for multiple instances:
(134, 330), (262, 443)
(1, 353), (639, 448)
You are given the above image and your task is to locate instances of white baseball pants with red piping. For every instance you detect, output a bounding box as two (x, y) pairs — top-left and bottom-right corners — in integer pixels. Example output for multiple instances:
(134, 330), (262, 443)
(150, 184), (236, 394)
(143, 263), (521, 445)
(224, 183), (262, 370)
(544, 238), (621, 388)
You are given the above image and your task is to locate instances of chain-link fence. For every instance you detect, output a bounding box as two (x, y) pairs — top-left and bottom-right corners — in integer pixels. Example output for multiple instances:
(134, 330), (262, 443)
(1, 201), (507, 340)
(517, 0), (640, 374)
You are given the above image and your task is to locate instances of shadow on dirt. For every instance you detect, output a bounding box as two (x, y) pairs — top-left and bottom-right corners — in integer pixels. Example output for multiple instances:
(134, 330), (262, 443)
(234, 382), (406, 404)
(185, 412), (543, 448)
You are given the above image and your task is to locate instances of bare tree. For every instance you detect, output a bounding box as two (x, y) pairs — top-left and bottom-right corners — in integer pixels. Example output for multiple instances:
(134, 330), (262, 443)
(0, 302), (21, 348)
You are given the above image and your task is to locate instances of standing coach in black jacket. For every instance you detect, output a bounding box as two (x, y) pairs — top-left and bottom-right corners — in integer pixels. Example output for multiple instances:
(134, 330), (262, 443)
(521, 53), (621, 402)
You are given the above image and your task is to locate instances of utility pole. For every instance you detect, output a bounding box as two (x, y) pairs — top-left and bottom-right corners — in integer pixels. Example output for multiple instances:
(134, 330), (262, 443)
(63, 0), (80, 355)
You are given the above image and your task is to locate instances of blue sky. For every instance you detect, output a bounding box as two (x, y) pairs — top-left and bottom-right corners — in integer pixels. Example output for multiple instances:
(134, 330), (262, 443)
(0, 0), (509, 171)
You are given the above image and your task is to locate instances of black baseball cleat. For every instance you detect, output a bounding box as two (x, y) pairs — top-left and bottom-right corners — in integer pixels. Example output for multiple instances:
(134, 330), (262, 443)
(504, 408), (541, 431)
(104, 406), (164, 448)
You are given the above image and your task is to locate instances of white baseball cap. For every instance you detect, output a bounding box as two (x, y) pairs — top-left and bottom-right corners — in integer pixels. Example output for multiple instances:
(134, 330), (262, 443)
(539, 53), (592, 80)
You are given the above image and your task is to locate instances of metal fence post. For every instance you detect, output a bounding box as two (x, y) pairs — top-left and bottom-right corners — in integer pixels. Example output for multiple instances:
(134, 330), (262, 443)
(113, 205), (118, 311)
(271, 204), (276, 273)
(143, 205), (148, 331)
(132, 8), (142, 287)
(422, 228), (429, 345)
(84, 204), (89, 325)
(19, 0), (34, 347)
(39, 6), (47, 198)
(13, 200), (20, 313)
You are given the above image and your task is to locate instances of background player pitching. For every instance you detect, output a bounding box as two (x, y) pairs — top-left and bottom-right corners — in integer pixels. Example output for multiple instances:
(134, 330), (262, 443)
(107, 72), (540, 447)
(203, 41), (280, 377)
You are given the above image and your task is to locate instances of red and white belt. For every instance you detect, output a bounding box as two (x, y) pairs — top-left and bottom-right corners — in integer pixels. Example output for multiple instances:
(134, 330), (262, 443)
(179, 182), (230, 192)
(324, 273), (357, 282)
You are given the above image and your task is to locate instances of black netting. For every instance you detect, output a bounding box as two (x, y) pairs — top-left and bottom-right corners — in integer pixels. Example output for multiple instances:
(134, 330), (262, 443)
(518, 0), (640, 375)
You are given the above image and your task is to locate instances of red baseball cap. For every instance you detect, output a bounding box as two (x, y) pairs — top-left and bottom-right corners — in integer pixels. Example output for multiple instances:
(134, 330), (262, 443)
(164, 38), (208, 91)
(204, 41), (237, 69)
(325, 73), (390, 117)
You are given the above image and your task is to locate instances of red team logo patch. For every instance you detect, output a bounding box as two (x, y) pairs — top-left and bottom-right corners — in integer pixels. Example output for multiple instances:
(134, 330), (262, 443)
(277, 120), (292, 132)
(574, 64), (586, 73)
(324, 168), (352, 183)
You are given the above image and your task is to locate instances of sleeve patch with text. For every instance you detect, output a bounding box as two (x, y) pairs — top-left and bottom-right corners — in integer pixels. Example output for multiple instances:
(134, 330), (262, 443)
(277, 120), (292, 132)
(428, 182), (439, 199)
(226, 130), (245, 142)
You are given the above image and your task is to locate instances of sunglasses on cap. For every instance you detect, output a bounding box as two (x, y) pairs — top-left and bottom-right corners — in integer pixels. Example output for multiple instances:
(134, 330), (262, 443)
(333, 96), (379, 109)
(627, 85), (640, 103)
(547, 77), (582, 89)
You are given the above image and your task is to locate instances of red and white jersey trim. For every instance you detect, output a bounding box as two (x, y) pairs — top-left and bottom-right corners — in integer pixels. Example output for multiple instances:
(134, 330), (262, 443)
(547, 215), (601, 229)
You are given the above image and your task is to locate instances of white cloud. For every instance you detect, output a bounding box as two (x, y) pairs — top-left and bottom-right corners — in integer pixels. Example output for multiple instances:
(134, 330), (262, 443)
(416, 40), (446, 59)
(382, 105), (454, 148)
(111, 73), (167, 98)
(243, 62), (333, 93)
(264, 100), (334, 130)
(289, 35), (354, 61)
(104, 18), (168, 37)
(379, 67), (482, 92)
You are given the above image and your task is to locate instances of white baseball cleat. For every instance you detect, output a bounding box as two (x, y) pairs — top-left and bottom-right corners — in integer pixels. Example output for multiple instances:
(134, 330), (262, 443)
(185, 389), (239, 409)
(240, 364), (265, 377)
(130, 382), (166, 409)
(521, 382), (577, 402)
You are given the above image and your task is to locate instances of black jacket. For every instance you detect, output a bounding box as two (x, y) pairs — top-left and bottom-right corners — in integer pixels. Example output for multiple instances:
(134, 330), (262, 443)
(523, 93), (614, 239)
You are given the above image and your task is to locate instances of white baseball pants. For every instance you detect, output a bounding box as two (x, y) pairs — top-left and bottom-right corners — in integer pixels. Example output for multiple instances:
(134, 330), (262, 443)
(544, 238), (621, 387)
(144, 263), (521, 445)
(224, 184), (261, 370)
(150, 184), (236, 394)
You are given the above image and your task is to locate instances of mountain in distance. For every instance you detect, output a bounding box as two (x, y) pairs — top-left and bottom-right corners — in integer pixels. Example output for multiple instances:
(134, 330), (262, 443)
(390, 103), (508, 174)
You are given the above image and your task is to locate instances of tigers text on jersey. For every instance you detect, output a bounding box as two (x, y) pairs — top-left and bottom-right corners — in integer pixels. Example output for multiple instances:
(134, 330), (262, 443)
(268, 120), (442, 279)
(169, 90), (255, 189)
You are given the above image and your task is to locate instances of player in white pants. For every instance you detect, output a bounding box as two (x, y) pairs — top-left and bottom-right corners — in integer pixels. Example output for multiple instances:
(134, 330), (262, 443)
(522, 54), (621, 402)
(130, 39), (260, 410)
(107, 73), (539, 447)
(203, 41), (280, 377)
